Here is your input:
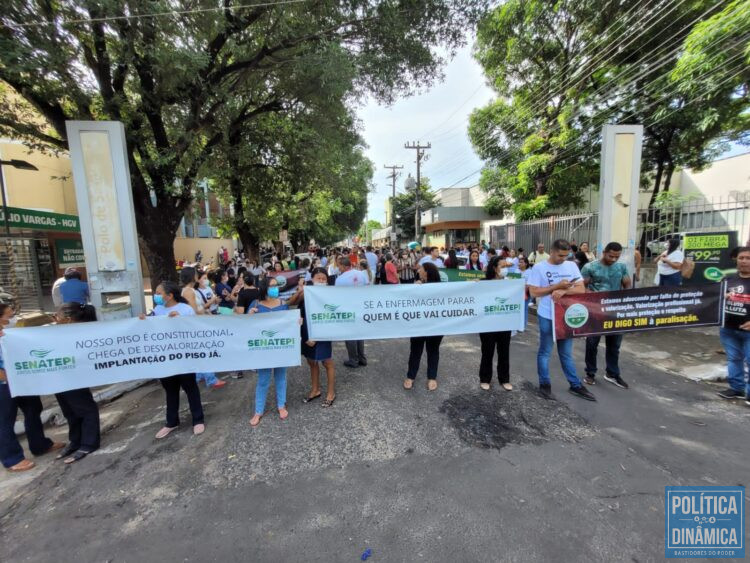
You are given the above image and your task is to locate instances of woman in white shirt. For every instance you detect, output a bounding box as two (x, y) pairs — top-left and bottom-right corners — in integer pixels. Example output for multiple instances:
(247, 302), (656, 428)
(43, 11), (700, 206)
(141, 281), (206, 438)
(655, 238), (684, 286)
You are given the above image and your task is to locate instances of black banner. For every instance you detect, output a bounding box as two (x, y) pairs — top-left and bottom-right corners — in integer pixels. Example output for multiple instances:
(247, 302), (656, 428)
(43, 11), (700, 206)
(553, 284), (724, 339)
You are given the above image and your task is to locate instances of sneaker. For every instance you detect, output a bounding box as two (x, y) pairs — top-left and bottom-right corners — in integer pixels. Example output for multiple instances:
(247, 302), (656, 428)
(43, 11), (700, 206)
(539, 384), (554, 400)
(583, 375), (596, 385)
(604, 374), (629, 389)
(343, 360), (359, 368)
(717, 388), (744, 400)
(358, 359), (368, 366)
(569, 386), (597, 401)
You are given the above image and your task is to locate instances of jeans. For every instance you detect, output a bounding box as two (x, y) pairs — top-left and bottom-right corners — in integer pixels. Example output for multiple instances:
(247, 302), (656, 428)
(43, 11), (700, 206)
(659, 272), (682, 286)
(537, 316), (583, 388)
(719, 327), (750, 395)
(55, 388), (100, 452)
(523, 297), (530, 330)
(0, 384), (53, 468)
(407, 336), (443, 380)
(255, 367), (287, 415)
(479, 331), (511, 384)
(160, 374), (204, 427)
(196, 372), (219, 387)
(584, 334), (623, 377)
(345, 340), (366, 363)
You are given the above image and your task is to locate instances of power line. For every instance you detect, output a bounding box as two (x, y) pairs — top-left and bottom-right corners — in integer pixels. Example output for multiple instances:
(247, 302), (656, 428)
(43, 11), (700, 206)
(0, 0), (311, 28)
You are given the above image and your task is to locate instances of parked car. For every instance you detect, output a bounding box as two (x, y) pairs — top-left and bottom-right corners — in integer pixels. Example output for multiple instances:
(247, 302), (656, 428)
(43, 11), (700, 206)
(645, 232), (685, 257)
(440, 254), (468, 268)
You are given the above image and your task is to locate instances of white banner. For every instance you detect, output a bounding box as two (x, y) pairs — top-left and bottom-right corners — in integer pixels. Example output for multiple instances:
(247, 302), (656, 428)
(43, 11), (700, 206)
(2, 311), (301, 396)
(304, 280), (525, 340)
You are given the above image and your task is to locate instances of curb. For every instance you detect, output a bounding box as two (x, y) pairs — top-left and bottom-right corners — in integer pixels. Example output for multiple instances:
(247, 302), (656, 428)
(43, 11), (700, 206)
(14, 379), (152, 436)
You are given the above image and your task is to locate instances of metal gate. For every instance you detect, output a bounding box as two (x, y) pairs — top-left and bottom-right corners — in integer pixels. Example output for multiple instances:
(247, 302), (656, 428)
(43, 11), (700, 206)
(0, 237), (44, 313)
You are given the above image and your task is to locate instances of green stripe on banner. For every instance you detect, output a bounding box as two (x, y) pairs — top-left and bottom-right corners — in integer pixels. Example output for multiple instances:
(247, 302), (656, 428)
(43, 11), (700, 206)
(438, 268), (485, 282)
(304, 280), (525, 340)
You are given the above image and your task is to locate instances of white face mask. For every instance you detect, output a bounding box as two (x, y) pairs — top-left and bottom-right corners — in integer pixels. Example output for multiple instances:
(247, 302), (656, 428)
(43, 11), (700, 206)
(313, 282), (327, 286)
(6, 316), (17, 328)
(201, 279), (209, 288)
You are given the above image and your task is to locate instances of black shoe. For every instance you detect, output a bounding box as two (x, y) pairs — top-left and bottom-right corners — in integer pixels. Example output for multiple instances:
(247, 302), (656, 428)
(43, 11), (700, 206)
(583, 375), (596, 385)
(539, 384), (554, 400)
(343, 360), (359, 368)
(717, 388), (744, 400)
(604, 374), (629, 389)
(569, 386), (597, 401)
(358, 359), (368, 366)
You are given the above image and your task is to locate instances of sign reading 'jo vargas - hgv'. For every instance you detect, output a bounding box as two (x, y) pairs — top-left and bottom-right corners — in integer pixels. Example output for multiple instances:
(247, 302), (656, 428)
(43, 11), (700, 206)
(1, 311), (301, 396)
(304, 280), (525, 341)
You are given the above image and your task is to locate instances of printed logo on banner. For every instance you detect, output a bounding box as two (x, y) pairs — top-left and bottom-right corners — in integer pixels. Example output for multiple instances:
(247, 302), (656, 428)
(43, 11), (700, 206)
(247, 330), (295, 351)
(14, 349), (76, 375)
(310, 304), (356, 324)
(484, 296), (521, 316)
(564, 303), (589, 328)
(665, 486), (744, 558)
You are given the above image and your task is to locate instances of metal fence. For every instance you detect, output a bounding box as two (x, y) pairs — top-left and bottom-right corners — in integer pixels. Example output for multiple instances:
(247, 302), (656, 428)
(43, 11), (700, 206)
(489, 194), (750, 256)
(0, 237), (45, 312)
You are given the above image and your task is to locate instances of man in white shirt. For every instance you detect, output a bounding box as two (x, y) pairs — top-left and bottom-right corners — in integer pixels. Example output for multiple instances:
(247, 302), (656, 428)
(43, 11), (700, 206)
(335, 257), (367, 367)
(418, 247), (445, 268)
(528, 242), (550, 265)
(528, 239), (595, 402)
(364, 246), (378, 275)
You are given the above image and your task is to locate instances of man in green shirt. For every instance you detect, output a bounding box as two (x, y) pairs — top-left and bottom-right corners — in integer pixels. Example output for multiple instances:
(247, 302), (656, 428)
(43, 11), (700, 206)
(581, 242), (632, 388)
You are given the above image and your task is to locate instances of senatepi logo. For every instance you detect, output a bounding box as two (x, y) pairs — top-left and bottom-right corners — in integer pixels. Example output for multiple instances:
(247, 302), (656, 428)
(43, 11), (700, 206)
(564, 303), (589, 329)
(14, 349), (76, 374)
(310, 304), (355, 324)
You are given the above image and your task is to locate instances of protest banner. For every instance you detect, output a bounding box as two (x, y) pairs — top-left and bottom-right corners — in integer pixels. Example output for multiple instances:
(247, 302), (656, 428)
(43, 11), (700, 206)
(553, 284), (724, 340)
(2, 310), (301, 396)
(682, 231), (739, 284)
(304, 280), (525, 341)
(438, 268), (485, 282)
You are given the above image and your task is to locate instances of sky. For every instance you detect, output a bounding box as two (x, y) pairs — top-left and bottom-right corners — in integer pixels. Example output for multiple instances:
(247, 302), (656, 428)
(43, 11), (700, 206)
(357, 39), (495, 225)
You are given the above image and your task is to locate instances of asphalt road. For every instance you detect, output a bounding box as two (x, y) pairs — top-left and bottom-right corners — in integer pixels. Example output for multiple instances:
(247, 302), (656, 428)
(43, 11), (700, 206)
(1, 320), (748, 562)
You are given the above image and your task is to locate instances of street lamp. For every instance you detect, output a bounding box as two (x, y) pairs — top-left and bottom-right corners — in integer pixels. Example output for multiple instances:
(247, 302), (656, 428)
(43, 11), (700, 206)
(0, 159), (39, 236)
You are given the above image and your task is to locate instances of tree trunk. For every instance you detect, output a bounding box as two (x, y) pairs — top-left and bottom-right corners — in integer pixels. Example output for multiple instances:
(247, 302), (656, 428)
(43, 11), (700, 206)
(638, 158), (665, 254)
(229, 183), (260, 262)
(137, 211), (180, 295)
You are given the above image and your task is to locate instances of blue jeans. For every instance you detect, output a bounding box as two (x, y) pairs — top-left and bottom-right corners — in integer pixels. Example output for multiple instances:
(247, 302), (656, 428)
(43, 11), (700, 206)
(196, 372), (218, 387)
(254, 368), (287, 415)
(523, 297), (530, 330)
(659, 272), (682, 286)
(0, 383), (53, 468)
(719, 327), (750, 395)
(585, 334), (623, 377)
(537, 316), (583, 388)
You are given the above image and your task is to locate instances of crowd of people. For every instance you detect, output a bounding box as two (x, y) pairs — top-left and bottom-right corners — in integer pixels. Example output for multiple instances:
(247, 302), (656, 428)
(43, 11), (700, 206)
(1, 237), (748, 474)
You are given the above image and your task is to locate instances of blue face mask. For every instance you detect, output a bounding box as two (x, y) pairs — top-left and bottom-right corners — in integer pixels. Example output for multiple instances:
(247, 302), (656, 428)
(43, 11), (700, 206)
(154, 294), (165, 306)
(268, 286), (280, 298)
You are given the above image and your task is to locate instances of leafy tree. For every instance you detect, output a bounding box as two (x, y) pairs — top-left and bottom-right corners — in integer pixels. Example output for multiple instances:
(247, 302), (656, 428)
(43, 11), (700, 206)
(0, 0), (486, 287)
(392, 177), (437, 240)
(358, 220), (383, 243)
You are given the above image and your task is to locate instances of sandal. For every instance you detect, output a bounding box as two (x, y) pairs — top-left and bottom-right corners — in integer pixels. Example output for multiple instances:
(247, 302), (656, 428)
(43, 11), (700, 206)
(321, 396), (336, 408)
(303, 393), (321, 404)
(502, 383), (513, 391)
(427, 380), (438, 391)
(193, 423), (205, 435)
(55, 444), (78, 460)
(64, 450), (91, 465)
(155, 426), (178, 440)
(278, 407), (289, 420)
(7, 459), (35, 472)
(480, 383), (490, 391)
(403, 378), (414, 390)
(250, 414), (263, 427)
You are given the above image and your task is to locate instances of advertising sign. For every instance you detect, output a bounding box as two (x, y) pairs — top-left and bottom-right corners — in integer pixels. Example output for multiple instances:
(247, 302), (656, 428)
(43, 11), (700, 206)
(55, 238), (85, 267)
(683, 231), (739, 284)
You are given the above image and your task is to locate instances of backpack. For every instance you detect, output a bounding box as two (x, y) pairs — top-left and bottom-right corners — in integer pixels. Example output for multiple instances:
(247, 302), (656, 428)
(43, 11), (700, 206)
(681, 256), (695, 279)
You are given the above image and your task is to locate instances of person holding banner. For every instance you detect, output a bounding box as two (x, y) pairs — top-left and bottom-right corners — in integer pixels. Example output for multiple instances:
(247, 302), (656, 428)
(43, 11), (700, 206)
(478, 257), (513, 392)
(144, 281), (206, 438)
(403, 263), (444, 391)
(581, 242), (632, 389)
(248, 277), (292, 426)
(52, 303), (102, 464)
(717, 247), (750, 403)
(288, 268), (337, 407)
(336, 258), (368, 369)
(0, 307), (65, 472)
(527, 239), (596, 401)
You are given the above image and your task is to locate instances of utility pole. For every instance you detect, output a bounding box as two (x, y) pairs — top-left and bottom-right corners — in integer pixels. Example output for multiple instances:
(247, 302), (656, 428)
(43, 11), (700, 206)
(404, 141), (430, 242)
(383, 164), (403, 230)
